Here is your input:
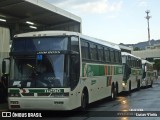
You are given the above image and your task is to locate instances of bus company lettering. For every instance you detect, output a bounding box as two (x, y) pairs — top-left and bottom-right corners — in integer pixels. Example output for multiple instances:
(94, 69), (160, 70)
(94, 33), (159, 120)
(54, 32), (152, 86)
(45, 89), (63, 93)
(37, 51), (60, 54)
(84, 65), (94, 77)
(87, 66), (94, 77)
(47, 51), (60, 54)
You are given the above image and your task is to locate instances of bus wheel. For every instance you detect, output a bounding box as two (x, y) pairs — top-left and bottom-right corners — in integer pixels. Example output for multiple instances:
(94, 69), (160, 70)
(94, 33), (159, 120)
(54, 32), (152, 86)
(111, 84), (116, 100)
(128, 81), (131, 94)
(137, 80), (140, 91)
(116, 82), (119, 95)
(81, 91), (88, 111)
(149, 81), (153, 88)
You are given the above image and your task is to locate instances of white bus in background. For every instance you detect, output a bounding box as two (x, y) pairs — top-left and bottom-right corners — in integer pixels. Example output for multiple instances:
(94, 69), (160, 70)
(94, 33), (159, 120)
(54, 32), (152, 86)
(2, 31), (124, 111)
(141, 59), (154, 88)
(121, 52), (142, 93)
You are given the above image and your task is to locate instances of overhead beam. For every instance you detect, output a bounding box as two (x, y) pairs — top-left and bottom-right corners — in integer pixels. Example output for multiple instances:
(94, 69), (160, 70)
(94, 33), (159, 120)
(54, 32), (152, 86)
(0, 1), (25, 8)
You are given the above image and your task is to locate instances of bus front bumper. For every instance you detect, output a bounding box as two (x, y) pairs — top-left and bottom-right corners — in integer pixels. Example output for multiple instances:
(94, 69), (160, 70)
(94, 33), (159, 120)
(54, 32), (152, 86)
(8, 97), (72, 110)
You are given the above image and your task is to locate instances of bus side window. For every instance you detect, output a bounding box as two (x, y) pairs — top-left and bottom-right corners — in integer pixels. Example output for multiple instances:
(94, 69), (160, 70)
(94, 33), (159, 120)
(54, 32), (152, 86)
(115, 51), (119, 63)
(71, 36), (79, 52)
(90, 43), (98, 61)
(104, 47), (110, 62)
(110, 50), (115, 63)
(98, 45), (104, 62)
(128, 56), (131, 66)
(81, 40), (90, 60)
(118, 52), (122, 63)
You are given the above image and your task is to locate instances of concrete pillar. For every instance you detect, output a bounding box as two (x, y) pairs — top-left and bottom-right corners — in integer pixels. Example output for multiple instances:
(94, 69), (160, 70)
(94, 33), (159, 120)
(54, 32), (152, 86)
(0, 27), (10, 77)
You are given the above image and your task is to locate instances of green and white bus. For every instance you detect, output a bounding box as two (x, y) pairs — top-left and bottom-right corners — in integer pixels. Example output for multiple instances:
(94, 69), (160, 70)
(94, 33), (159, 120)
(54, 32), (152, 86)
(141, 59), (154, 87)
(121, 52), (142, 93)
(3, 31), (123, 110)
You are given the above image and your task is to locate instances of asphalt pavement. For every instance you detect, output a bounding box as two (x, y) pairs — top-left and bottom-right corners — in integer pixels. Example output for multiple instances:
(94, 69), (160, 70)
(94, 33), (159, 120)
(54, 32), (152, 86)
(0, 79), (160, 120)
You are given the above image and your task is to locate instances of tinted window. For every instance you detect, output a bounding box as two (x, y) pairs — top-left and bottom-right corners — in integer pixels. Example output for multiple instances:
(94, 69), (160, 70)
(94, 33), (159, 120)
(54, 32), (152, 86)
(90, 43), (98, 60)
(81, 40), (89, 59)
(119, 52), (122, 63)
(10, 55), (67, 88)
(12, 37), (68, 52)
(127, 56), (131, 66)
(115, 51), (119, 63)
(110, 50), (115, 62)
(98, 46), (104, 61)
(104, 48), (110, 62)
(71, 36), (79, 52)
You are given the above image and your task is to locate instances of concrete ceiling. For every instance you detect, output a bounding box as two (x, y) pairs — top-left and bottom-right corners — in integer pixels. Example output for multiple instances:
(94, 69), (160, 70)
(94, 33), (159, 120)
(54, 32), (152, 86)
(0, 0), (81, 29)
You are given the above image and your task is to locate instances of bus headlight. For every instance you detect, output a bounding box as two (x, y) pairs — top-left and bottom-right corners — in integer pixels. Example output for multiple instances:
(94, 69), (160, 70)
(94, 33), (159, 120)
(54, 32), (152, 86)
(122, 83), (125, 86)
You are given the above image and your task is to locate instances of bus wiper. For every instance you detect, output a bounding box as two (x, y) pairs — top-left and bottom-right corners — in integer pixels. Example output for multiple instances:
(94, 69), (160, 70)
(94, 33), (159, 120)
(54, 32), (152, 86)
(27, 64), (39, 75)
(27, 64), (35, 69)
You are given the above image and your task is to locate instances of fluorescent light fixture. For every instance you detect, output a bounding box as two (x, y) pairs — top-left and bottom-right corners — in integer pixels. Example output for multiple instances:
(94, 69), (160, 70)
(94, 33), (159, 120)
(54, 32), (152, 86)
(26, 21), (34, 25)
(0, 18), (6, 22)
(29, 26), (37, 29)
(0, 14), (6, 18)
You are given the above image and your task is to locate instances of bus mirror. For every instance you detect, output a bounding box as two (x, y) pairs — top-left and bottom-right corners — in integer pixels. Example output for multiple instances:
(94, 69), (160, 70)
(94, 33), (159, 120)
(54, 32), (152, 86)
(2, 60), (6, 74)
(144, 66), (147, 72)
(2, 58), (10, 74)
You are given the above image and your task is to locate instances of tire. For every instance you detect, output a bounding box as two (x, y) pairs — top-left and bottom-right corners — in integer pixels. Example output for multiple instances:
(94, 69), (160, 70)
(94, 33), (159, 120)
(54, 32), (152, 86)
(146, 80), (149, 88)
(128, 81), (131, 94)
(111, 84), (116, 100)
(137, 80), (140, 91)
(116, 82), (119, 96)
(149, 80), (153, 88)
(81, 92), (87, 111)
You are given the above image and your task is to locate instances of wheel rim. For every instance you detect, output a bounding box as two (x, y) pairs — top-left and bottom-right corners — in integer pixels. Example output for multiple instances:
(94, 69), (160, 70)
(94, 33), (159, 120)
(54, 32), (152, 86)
(129, 81), (131, 92)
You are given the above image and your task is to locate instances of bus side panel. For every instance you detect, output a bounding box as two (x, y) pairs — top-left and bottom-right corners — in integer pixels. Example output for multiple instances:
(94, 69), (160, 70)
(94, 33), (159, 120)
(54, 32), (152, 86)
(81, 63), (123, 104)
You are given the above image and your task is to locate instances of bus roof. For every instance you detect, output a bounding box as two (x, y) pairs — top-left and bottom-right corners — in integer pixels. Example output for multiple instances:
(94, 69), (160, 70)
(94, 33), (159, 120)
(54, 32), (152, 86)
(79, 34), (120, 50)
(141, 59), (153, 64)
(14, 31), (79, 38)
(121, 52), (141, 60)
(14, 31), (120, 51)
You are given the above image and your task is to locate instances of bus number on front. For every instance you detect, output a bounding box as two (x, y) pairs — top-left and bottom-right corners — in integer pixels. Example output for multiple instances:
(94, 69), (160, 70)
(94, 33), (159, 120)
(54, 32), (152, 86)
(45, 89), (62, 93)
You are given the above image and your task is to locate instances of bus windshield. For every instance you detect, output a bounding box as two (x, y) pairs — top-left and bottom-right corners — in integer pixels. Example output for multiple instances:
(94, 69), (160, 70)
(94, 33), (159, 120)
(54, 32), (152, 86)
(12, 37), (68, 52)
(9, 54), (69, 88)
